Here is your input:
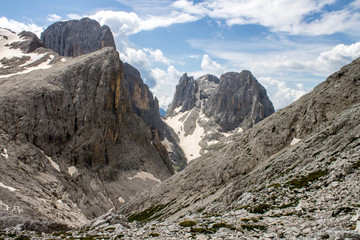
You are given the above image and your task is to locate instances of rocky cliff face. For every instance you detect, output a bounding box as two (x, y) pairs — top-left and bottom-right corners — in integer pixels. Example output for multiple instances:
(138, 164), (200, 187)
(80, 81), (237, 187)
(41, 17), (116, 57)
(41, 19), (187, 171)
(0, 29), (174, 231)
(123, 63), (187, 171)
(165, 71), (274, 161)
(116, 57), (360, 239)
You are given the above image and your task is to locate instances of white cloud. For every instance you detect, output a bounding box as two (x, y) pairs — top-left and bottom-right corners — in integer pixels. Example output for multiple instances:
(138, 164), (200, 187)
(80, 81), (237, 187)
(200, 54), (225, 76)
(67, 14), (82, 20)
(150, 66), (182, 109)
(47, 14), (62, 22)
(144, 48), (170, 65)
(89, 10), (200, 37)
(120, 47), (150, 69)
(259, 77), (307, 109)
(173, 0), (360, 36)
(312, 42), (360, 74)
(0, 16), (43, 37)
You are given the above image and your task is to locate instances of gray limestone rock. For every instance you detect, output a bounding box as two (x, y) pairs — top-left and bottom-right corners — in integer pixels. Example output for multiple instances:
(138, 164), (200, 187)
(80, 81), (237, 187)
(166, 73), (198, 116)
(0, 46), (174, 230)
(41, 17), (116, 57)
(119, 56), (360, 237)
(203, 70), (274, 131)
(122, 63), (187, 171)
(164, 71), (274, 161)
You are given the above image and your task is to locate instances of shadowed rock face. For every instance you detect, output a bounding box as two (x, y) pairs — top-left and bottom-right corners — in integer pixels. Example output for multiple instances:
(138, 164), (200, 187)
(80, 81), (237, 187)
(164, 71), (274, 161)
(40, 19), (187, 171)
(123, 63), (187, 171)
(167, 71), (274, 131)
(0, 46), (174, 230)
(41, 17), (116, 57)
(118, 57), (360, 239)
(203, 71), (275, 131)
(123, 63), (164, 140)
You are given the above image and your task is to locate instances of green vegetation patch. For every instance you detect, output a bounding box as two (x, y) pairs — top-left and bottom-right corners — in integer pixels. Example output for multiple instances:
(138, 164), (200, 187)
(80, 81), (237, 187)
(189, 222), (236, 234)
(241, 224), (267, 231)
(250, 203), (271, 214)
(353, 159), (360, 169)
(179, 220), (197, 227)
(286, 170), (328, 189)
(128, 204), (167, 222)
(114, 234), (124, 239)
(191, 227), (215, 234)
(149, 233), (160, 237)
(211, 222), (236, 231)
(14, 236), (30, 240)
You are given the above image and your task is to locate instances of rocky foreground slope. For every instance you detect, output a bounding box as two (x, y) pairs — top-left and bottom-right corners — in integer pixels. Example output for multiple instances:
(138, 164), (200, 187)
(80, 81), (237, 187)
(165, 72), (274, 161)
(3, 54), (358, 240)
(0, 28), (175, 231)
(102, 56), (359, 239)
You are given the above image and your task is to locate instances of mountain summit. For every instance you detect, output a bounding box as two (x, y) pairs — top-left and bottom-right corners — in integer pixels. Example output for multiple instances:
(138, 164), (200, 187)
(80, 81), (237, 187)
(165, 71), (274, 161)
(41, 17), (116, 57)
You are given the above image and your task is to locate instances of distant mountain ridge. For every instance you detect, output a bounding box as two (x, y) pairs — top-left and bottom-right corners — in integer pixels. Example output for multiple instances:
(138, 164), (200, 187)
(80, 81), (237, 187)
(165, 71), (274, 161)
(116, 55), (360, 239)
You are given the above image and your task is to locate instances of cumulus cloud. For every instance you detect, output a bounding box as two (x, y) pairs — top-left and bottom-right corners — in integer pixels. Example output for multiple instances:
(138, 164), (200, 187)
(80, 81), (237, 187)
(47, 14), (62, 22)
(0, 16), (43, 37)
(173, 0), (360, 36)
(312, 42), (360, 75)
(144, 48), (171, 65)
(150, 66), (182, 109)
(89, 10), (200, 36)
(120, 48), (151, 69)
(259, 77), (308, 110)
(200, 54), (225, 76)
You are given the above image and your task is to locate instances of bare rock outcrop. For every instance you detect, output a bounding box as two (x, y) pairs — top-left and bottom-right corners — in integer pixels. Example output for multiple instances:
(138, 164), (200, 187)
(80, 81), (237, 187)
(165, 71), (274, 161)
(41, 17), (116, 57)
(0, 30), (174, 230)
(119, 57), (360, 240)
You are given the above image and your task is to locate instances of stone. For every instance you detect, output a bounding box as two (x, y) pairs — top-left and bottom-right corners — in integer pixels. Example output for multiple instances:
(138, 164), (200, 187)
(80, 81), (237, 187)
(41, 17), (116, 57)
(0, 38), (174, 229)
(165, 71), (274, 161)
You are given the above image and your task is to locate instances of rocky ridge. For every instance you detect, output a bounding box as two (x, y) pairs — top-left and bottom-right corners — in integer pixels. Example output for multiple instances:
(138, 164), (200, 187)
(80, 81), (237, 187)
(100, 56), (360, 239)
(41, 17), (116, 57)
(0, 28), (174, 231)
(165, 71), (274, 161)
(41, 19), (187, 171)
(123, 63), (187, 171)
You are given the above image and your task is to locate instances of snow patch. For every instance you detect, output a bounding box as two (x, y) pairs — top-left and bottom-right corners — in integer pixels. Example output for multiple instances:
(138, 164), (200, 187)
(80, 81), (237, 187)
(40, 150), (61, 172)
(127, 171), (161, 183)
(61, 58), (66, 62)
(162, 137), (173, 152)
(1, 148), (8, 159)
(290, 137), (301, 146)
(68, 166), (78, 176)
(165, 110), (204, 161)
(223, 127), (243, 138)
(208, 140), (219, 145)
(118, 197), (126, 204)
(0, 29), (53, 78)
(173, 106), (182, 114)
(0, 182), (17, 192)
(0, 200), (10, 211)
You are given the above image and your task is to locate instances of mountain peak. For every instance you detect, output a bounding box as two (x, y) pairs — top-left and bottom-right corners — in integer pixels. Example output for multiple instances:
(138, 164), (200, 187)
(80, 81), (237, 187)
(41, 18), (116, 57)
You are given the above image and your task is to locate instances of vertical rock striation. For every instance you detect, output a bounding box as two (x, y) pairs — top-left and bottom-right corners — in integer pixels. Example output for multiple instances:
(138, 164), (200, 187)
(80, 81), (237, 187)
(41, 17), (116, 57)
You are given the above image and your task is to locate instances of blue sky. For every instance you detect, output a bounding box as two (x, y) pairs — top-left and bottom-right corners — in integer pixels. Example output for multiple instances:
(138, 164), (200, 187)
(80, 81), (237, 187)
(1, 0), (360, 110)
